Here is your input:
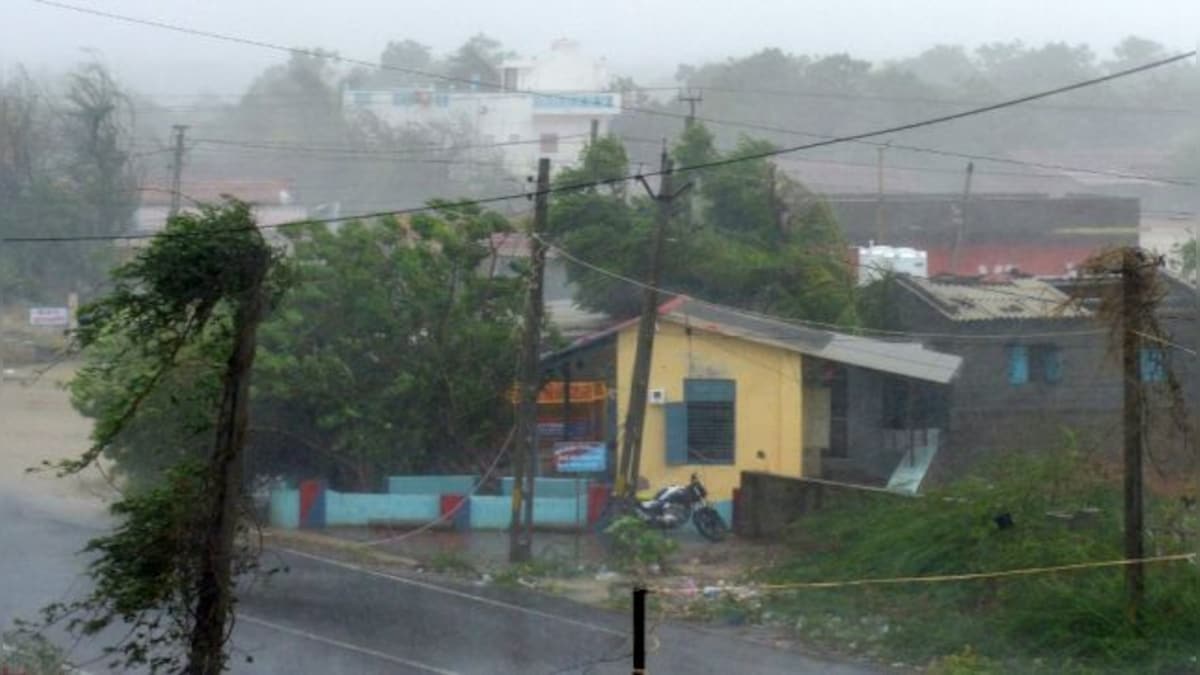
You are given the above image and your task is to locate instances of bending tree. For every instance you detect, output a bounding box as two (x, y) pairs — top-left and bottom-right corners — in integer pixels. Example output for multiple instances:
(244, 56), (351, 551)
(44, 201), (283, 674)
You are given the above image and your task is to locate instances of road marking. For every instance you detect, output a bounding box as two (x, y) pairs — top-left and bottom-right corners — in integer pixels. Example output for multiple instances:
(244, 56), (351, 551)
(277, 547), (625, 638)
(240, 614), (458, 675)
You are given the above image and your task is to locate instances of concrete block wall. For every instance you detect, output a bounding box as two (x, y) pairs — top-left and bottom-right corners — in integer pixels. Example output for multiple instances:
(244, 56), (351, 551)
(272, 477), (609, 532)
(324, 490), (440, 527)
(500, 477), (588, 498)
(386, 475), (477, 495)
(269, 488), (300, 529)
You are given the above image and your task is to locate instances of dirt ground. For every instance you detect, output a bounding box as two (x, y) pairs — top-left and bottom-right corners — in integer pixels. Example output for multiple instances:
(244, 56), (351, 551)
(0, 361), (115, 506)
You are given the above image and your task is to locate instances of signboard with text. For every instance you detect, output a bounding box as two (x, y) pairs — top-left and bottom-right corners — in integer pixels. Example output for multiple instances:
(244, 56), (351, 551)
(553, 442), (607, 473)
(29, 307), (69, 327)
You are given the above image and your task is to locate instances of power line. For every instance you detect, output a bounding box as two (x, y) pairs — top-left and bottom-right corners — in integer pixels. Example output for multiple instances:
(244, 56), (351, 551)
(189, 134), (586, 157)
(538, 234), (1106, 342)
(33, 0), (1196, 188)
(650, 84), (1196, 117)
(5, 47), (1194, 243)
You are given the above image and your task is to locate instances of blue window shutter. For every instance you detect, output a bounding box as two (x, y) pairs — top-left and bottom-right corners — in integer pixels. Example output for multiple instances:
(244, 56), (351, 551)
(665, 402), (688, 465)
(684, 379), (735, 402)
(1008, 345), (1029, 385)
(1140, 348), (1166, 382)
(1042, 347), (1063, 384)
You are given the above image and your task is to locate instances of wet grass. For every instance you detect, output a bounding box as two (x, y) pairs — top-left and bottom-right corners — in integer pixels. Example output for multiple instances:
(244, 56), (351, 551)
(760, 452), (1200, 673)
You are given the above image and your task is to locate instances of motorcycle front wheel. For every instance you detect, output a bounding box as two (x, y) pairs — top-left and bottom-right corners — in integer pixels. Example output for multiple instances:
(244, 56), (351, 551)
(693, 507), (729, 542)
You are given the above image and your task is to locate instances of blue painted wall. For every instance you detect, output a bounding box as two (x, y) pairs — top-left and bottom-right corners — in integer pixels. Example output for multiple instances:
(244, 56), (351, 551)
(385, 475), (477, 495)
(324, 490), (440, 526)
(269, 488), (300, 530)
(468, 496), (512, 530)
(467, 495), (589, 529)
(500, 477), (587, 499)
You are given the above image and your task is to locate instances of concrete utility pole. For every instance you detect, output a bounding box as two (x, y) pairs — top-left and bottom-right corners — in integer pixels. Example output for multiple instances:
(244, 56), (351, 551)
(949, 162), (975, 275)
(509, 157), (550, 563)
(616, 148), (691, 498)
(1120, 249), (1148, 625)
(590, 118), (600, 144)
(168, 124), (188, 219)
(677, 89), (703, 129)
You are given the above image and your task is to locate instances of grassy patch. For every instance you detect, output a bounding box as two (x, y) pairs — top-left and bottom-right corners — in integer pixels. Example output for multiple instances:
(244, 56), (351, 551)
(423, 550), (477, 576)
(761, 451), (1200, 673)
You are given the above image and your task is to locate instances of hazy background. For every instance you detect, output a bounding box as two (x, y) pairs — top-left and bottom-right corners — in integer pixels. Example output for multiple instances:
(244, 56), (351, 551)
(5, 0), (1200, 93)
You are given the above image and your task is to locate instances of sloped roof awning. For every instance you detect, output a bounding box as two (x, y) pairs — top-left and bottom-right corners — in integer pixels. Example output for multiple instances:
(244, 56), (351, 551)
(663, 299), (962, 384)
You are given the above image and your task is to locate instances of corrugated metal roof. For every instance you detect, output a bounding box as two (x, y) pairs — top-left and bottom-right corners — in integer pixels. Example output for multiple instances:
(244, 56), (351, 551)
(544, 296), (962, 383)
(900, 276), (1088, 322)
(663, 299), (961, 384)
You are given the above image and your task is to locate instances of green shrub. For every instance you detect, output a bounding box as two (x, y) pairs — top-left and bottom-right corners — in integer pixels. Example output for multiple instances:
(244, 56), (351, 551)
(604, 516), (679, 574)
(762, 451), (1200, 671)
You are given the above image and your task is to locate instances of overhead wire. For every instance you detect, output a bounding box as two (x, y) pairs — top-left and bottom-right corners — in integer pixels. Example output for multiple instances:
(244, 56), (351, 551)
(31, 0), (1196, 188)
(4, 44), (1193, 244)
(539, 234), (1107, 342)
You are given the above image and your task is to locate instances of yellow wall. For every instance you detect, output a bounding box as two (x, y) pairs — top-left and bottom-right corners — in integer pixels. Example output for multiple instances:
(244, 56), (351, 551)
(615, 320), (805, 503)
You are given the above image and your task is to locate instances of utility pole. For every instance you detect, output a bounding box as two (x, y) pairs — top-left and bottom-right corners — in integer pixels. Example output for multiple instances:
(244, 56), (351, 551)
(187, 246), (268, 675)
(510, 157), (550, 563)
(168, 124), (188, 219)
(1120, 248), (1147, 626)
(875, 144), (887, 244)
(677, 89), (703, 129)
(949, 162), (975, 275)
(616, 148), (691, 497)
(632, 587), (648, 675)
(590, 118), (600, 144)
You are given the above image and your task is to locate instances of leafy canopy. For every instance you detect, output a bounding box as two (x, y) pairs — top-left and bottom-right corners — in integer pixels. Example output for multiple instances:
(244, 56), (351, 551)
(550, 128), (856, 324)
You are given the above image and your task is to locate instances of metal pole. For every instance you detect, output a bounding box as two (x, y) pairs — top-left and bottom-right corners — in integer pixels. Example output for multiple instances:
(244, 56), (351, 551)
(632, 587), (647, 675)
(168, 125), (188, 219)
(949, 162), (974, 275)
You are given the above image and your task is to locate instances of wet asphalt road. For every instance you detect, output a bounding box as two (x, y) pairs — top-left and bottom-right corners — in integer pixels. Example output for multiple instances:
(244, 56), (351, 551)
(0, 484), (875, 674)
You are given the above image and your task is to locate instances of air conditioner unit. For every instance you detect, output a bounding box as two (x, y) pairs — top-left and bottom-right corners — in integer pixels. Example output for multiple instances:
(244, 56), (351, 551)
(648, 389), (667, 405)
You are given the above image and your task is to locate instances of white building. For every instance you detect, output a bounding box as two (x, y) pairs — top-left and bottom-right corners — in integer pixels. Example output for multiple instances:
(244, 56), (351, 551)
(343, 40), (621, 177)
(856, 245), (929, 286)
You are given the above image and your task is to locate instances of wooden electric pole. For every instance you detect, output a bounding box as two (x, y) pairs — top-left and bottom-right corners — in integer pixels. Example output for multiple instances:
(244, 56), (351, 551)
(616, 148), (691, 498)
(186, 245), (269, 675)
(874, 144), (888, 244)
(1120, 248), (1147, 625)
(510, 157), (550, 563)
(168, 124), (188, 219)
(949, 162), (974, 275)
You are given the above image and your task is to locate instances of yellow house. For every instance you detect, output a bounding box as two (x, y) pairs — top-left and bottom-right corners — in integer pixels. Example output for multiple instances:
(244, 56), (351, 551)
(539, 297), (961, 511)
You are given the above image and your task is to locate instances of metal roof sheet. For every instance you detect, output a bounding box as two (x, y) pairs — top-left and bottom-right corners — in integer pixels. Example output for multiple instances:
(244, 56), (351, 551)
(900, 276), (1088, 322)
(663, 299), (962, 384)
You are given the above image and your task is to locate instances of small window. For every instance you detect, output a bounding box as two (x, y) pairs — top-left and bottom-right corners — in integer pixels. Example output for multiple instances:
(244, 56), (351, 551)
(666, 380), (735, 465)
(1007, 345), (1029, 385)
(353, 91), (373, 106)
(684, 379), (735, 464)
(1141, 347), (1166, 383)
(503, 67), (519, 91)
(1035, 345), (1063, 384)
(539, 133), (559, 154)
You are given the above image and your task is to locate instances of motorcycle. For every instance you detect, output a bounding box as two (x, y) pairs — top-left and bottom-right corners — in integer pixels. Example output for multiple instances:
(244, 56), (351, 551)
(598, 473), (729, 542)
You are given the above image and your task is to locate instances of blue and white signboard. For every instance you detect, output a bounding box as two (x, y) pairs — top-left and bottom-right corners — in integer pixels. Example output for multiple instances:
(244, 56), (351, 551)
(29, 307), (69, 327)
(553, 442), (607, 473)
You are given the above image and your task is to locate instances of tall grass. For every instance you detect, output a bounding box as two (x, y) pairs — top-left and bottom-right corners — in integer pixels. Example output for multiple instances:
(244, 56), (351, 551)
(762, 450), (1200, 672)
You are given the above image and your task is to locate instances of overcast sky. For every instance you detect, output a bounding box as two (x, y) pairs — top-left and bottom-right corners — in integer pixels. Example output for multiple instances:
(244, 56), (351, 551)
(4, 0), (1199, 96)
